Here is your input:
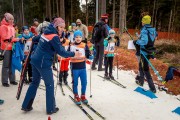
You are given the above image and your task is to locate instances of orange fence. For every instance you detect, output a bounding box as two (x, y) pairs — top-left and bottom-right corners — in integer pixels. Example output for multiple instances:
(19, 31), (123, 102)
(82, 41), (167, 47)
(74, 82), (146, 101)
(88, 26), (180, 41)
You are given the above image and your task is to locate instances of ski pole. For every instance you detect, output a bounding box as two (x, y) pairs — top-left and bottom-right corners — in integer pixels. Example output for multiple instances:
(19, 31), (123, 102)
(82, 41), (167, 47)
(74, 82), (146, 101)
(90, 60), (92, 98)
(55, 55), (61, 96)
(116, 53), (119, 79)
(124, 27), (134, 40)
(140, 50), (165, 83)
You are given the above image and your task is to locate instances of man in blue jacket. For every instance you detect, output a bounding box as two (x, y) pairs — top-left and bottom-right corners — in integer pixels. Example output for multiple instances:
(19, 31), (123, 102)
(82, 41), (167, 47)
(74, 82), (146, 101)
(134, 15), (157, 93)
(21, 17), (78, 114)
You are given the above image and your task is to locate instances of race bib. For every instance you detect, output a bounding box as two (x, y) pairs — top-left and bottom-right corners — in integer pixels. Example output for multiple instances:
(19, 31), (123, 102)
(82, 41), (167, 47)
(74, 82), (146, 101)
(105, 42), (115, 53)
(24, 41), (32, 53)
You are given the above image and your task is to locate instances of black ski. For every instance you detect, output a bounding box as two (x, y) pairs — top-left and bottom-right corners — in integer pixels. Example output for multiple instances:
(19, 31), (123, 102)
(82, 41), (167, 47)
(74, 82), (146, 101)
(98, 75), (126, 88)
(69, 95), (94, 120)
(60, 85), (65, 96)
(83, 103), (106, 120)
(16, 42), (34, 100)
(66, 84), (73, 92)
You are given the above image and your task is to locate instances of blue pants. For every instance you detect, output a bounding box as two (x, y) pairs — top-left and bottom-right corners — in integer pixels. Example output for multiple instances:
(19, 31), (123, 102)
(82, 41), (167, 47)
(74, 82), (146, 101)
(22, 64), (56, 113)
(72, 69), (87, 95)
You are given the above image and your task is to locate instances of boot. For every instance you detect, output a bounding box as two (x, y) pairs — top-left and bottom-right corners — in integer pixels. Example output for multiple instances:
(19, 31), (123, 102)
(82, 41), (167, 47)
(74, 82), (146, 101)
(74, 94), (81, 105)
(135, 75), (143, 86)
(81, 95), (88, 104)
(104, 73), (110, 80)
(63, 71), (68, 85)
(144, 71), (156, 92)
(109, 73), (115, 80)
(59, 71), (64, 85)
(47, 107), (59, 115)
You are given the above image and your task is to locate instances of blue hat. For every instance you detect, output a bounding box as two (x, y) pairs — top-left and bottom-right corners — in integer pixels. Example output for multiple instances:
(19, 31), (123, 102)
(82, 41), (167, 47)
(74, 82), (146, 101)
(74, 30), (83, 38)
(71, 23), (76, 26)
(22, 26), (29, 31)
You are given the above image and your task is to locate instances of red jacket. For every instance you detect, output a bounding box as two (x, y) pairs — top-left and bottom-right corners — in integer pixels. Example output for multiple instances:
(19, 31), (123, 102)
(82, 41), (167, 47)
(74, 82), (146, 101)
(0, 18), (18, 50)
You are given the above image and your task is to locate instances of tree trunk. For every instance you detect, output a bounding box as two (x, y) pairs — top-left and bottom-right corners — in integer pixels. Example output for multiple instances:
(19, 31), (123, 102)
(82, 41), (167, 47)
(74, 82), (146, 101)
(21, 0), (24, 25)
(56, 0), (59, 17)
(101, 0), (106, 15)
(59, 0), (65, 20)
(152, 0), (156, 26)
(119, 0), (126, 33)
(125, 0), (128, 28)
(168, 9), (172, 33)
(47, 0), (51, 19)
(154, 0), (158, 28)
(112, 0), (115, 28)
(86, 0), (88, 26)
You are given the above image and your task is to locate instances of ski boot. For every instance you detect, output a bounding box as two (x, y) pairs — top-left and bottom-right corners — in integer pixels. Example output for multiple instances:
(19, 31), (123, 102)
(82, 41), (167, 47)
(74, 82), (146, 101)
(63, 71), (68, 85)
(81, 95), (88, 104)
(135, 75), (143, 86)
(59, 71), (64, 85)
(74, 94), (81, 105)
(104, 73), (110, 80)
(47, 107), (59, 115)
(109, 73), (115, 80)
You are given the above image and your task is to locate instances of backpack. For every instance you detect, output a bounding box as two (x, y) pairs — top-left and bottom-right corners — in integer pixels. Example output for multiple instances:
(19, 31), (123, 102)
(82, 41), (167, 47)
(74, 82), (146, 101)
(141, 26), (157, 58)
(91, 22), (104, 44)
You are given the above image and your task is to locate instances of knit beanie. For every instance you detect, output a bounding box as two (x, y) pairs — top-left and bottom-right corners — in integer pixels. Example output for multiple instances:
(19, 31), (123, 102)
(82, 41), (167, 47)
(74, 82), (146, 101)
(74, 30), (83, 38)
(109, 29), (115, 35)
(53, 17), (65, 28)
(22, 26), (29, 31)
(71, 23), (76, 26)
(142, 15), (151, 24)
(4, 13), (14, 21)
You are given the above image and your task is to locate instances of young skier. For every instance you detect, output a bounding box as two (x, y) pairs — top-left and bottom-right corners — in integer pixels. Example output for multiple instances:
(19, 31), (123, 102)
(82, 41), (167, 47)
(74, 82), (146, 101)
(70, 30), (92, 105)
(21, 17), (78, 114)
(58, 35), (71, 85)
(18, 26), (34, 83)
(104, 29), (117, 80)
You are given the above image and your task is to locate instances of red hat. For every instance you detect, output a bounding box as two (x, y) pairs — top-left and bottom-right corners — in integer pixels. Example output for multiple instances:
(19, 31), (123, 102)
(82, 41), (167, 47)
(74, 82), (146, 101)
(101, 14), (109, 19)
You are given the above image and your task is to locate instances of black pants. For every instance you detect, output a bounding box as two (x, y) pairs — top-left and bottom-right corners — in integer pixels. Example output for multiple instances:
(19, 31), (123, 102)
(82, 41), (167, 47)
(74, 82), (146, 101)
(92, 45), (104, 70)
(105, 57), (114, 75)
(139, 55), (156, 90)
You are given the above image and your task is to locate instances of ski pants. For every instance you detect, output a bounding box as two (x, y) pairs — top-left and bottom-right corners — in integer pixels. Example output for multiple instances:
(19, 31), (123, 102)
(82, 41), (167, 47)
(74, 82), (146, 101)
(105, 57), (114, 75)
(22, 64), (56, 113)
(1, 50), (15, 84)
(92, 45), (104, 70)
(72, 68), (87, 95)
(139, 55), (156, 90)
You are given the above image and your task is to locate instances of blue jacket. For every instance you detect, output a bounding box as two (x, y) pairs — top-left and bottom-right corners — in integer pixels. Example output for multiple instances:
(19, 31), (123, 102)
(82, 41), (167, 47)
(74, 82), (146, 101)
(136, 24), (157, 55)
(11, 42), (24, 74)
(31, 24), (75, 69)
(18, 32), (34, 51)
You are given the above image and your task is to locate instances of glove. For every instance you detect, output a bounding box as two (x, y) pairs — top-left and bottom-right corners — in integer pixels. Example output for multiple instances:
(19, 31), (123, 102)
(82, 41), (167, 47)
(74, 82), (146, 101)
(108, 37), (111, 40)
(89, 55), (94, 60)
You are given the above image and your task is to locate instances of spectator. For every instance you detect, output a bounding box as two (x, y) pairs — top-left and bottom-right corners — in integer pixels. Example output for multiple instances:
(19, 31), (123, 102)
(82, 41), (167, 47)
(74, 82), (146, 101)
(76, 19), (88, 43)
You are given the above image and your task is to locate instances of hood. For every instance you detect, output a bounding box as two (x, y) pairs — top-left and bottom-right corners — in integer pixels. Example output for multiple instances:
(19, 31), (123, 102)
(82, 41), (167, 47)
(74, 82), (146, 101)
(44, 23), (58, 35)
(76, 19), (82, 24)
(1, 18), (11, 26)
(144, 24), (157, 40)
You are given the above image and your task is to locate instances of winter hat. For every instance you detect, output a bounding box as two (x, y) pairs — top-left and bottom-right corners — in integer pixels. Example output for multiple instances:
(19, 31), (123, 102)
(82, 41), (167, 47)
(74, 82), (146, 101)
(101, 14), (109, 19)
(109, 29), (115, 35)
(142, 15), (151, 24)
(4, 13), (14, 21)
(22, 26), (29, 31)
(53, 17), (65, 28)
(45, 17), (50, 22)
(71, 23), (76, 26)
(33, 18), (38, 22)
(74, 30), (83, 38)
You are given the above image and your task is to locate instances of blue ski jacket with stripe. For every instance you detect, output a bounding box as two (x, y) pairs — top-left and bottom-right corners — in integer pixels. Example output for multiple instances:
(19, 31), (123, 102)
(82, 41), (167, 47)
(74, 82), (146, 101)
(31, 24), (75, 68)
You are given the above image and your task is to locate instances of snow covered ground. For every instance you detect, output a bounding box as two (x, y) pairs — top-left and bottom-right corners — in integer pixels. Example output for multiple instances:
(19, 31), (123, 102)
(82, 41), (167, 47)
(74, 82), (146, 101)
(0, 63), (179, 120)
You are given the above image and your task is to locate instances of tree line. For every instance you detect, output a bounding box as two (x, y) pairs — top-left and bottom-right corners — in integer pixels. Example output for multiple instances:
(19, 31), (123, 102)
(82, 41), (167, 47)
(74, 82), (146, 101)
(0, 0), (179, 33)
